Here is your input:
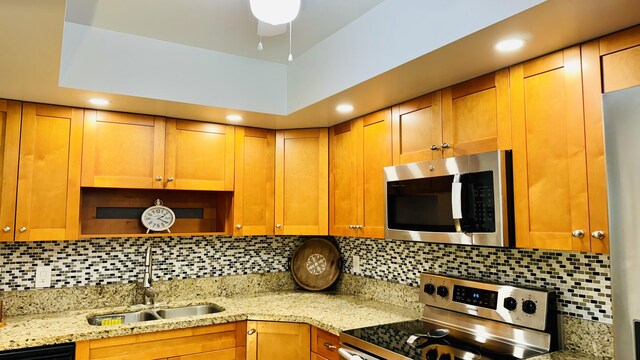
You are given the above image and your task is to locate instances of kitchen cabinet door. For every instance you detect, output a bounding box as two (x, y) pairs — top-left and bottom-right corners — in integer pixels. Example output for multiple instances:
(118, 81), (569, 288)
(15, 103), (83, 241)
(359, 109), (392, 238)
(75, 322), (246, 360)
(599, 25), (640, 93)
(165, 119), (234, 191)
(441, 70), (511, 158)
(275, 128), (328, 235)
(392, 91), (442, 164)
(81, 110), (165, 189)
(510, 47), (591, 251)
(246, 321), (310, 360)
(233, 127), (275, 236)
(329, 120), (359, 236)
(0, 100), (21, 242)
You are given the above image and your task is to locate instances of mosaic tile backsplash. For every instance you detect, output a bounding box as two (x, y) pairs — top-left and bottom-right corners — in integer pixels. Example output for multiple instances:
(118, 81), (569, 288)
(0, 235), (611, 324)
(0, 236), (304, 292)
(336, 236), (612, 323)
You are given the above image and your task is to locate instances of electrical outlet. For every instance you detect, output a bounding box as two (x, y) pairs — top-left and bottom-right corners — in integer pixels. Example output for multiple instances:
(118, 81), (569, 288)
(352, 255), (361, 273)
(35, 266), (52, 288)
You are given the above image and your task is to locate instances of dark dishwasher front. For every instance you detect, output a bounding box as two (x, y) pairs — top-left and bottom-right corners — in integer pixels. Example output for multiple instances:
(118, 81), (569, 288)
(0, 343), (75, 360)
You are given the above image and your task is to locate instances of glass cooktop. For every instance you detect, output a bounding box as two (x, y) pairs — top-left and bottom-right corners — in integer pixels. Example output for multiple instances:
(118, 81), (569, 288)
(341, 319), (547, 360)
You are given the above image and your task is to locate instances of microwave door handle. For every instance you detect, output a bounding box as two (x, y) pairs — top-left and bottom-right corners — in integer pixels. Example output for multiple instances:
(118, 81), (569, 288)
(452, 174), (463, 232)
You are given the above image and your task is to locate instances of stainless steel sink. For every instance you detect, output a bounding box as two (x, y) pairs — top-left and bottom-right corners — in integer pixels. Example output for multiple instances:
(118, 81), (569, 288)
(87, 304), (224, 326)
(155, 304), (223, 319)
(87, 310), (161, 326)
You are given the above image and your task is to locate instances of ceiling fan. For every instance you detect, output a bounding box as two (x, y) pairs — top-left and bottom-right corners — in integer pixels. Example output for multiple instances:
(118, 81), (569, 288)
(250, 0), (302, 61)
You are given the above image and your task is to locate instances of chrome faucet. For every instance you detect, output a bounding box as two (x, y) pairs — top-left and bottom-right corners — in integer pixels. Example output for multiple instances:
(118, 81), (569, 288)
(143, 245), (158, 305)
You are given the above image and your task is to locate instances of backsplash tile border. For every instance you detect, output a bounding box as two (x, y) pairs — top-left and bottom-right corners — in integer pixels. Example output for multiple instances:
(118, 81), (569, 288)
(334, 236), (612, 323)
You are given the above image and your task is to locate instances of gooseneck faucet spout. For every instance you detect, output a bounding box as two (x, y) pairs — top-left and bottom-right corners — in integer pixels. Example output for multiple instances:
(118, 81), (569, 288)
(143, 245), (157, 305)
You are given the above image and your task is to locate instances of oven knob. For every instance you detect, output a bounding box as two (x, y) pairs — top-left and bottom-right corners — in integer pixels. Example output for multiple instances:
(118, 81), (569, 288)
(424, 283), (436, 295)
(522, 300), (537, 314)
(426, 349), (438, 360)
(503, 297), (517, 311)
(436, 286), (449, 298)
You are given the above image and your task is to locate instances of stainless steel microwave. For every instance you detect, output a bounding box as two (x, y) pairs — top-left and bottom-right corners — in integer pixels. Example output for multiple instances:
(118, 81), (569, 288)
(384, 151), (513, 247)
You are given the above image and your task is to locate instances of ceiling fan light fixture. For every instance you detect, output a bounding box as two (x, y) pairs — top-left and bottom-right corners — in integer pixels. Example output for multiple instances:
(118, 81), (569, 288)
(250, 0), (301, 25)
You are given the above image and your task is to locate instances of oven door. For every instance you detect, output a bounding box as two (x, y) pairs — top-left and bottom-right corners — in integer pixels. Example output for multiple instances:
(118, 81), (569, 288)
(338, 344), (381, 360)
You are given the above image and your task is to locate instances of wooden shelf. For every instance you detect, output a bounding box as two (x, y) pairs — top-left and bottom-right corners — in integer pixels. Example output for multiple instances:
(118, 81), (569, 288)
(80, 188), (232, 237)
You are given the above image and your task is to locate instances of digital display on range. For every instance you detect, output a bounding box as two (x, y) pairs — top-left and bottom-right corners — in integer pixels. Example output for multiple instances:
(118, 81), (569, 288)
(453, 285), (498, 309)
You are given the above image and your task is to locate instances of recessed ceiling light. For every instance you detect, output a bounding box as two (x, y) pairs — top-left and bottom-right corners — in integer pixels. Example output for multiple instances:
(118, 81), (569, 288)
(88, 98), (110, 106)
(336, 104), (354, 113)
(226, 114), (243, 122)
(495, 39), (525, 52)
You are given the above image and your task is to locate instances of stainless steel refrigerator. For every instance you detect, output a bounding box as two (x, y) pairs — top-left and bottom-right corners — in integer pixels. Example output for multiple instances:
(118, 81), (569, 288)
(604, 84), (640, 359)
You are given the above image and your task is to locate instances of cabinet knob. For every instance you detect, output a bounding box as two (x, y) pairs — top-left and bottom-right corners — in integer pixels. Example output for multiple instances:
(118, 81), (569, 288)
(167, 177), (174, 182)
(430, 144), (440, 151)
(571, 230), (585, 238)
(155, 176), (163, 181)
(591, 230), (605, 240)
(236, 224), (242, 229)
(348, 225), (354, 229)
(323, 342), (337, 350)
(356, 225), (362, 229)
(276, 224), (282, 229)
(2, 226), (10, 233)
(19, 227), (27, 233)
(441, 143), (451, 149)
(247, 329), (256, 335)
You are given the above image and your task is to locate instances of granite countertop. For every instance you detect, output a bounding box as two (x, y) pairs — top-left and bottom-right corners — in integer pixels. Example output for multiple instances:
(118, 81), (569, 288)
(0, 291), (605, 359)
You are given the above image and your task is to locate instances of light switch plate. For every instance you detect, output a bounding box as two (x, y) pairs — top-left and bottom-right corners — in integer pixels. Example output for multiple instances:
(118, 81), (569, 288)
(35, 266), (52, 288)
(352, 255), (361, 274)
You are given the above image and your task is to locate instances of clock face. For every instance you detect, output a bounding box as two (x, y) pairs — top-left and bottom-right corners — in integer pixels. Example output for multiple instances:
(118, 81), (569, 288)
(141, 206), (176, 232)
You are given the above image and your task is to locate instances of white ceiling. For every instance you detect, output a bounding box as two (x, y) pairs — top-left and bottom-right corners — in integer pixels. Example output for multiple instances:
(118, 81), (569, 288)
(64, 0), (386, 64)
(1, 0), (639, 129)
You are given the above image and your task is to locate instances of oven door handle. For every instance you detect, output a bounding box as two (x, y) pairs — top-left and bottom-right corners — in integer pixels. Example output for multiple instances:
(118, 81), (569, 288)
(338, 347), (369, 360)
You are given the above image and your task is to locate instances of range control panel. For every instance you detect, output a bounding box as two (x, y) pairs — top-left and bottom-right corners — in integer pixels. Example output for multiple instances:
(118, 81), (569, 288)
(419, 273), (553, 331)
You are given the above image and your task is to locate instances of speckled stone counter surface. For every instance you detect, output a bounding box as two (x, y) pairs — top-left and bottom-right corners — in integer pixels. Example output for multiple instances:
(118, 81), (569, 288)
(0, 291), (419, 351)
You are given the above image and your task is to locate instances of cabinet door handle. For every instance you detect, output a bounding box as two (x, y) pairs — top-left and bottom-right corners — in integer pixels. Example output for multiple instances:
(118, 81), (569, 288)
(236, 224), (243, 230)
(276, 224), (282, 229)
(2, 226), (10, 233)
(591, 230), (605, 240)
(430, 144), (440, 151)
(155, 176), (163, 181)
(348, 225), (354, 229)
(19, 227), (27, 233)
(571, 230), (585, 238)
(247, 329), (256, 335)
(167, 177), (174, 182)
(441, 143), (451, 149)
(323, 342), (337, 350)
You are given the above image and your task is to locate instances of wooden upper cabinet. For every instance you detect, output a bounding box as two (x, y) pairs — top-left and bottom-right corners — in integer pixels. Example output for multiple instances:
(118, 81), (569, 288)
(441, 70), (511, 157)
(275, 128), (328, 235)
(330, 109), (392, 238)
(360, 110), (392, 238)
(233, 127), (275, 236)
(510, 47), (592, 252)
(82, 110), (234, 191)
(15, 103), (83, 241)
(599, 25), (640, 93)
(165, 119), (234, 191)
(329, 120), (358, 236)
(82, 110), (165, 189)
(392, 91), (442, 164)
(246, 321), (310, 360)
(0, 100), (21, 242)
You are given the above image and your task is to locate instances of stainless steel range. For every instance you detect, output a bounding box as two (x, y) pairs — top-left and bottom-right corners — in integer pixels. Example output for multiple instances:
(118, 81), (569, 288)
(339, 274), (559, 359)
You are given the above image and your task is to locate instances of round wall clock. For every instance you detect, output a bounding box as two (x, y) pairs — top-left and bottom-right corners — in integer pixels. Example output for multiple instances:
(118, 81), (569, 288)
(141, 199), (176, 233)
